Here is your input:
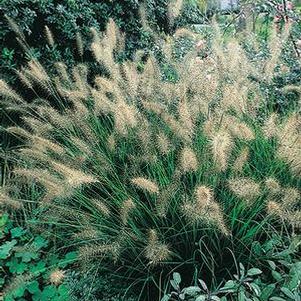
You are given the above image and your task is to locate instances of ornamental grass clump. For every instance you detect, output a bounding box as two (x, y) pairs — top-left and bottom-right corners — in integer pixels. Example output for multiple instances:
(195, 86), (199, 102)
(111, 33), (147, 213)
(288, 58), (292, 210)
(1, 16), (300, 299)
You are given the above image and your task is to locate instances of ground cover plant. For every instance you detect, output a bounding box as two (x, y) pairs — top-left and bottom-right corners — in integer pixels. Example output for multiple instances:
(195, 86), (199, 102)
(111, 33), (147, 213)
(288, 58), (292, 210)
(0, 213), (77, 301)
(0, 1), (301, 300)
(163, 234), (301, 300)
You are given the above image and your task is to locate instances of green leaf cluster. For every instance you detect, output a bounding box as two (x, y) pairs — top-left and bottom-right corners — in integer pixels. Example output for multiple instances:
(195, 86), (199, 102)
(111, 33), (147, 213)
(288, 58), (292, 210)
(0, 213), (77, 301)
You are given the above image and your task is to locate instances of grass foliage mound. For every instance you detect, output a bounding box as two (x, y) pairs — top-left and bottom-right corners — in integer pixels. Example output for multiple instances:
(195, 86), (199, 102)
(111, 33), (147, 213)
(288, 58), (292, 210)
(0, 18), (300, 299)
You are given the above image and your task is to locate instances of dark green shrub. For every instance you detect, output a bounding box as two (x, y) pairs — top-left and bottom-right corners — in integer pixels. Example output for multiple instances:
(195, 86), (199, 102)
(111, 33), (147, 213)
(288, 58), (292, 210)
(0, 0), (203, 84)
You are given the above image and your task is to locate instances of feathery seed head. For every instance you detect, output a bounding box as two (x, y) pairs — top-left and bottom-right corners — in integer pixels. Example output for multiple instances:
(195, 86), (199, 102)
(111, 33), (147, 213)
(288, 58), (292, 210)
(50, 161), (98, 189)
(157, 133), (171, 155)
(228, 178), (261, 204)
(120, 198), (136, 224)
(282, 188), (300, 210)
(195, 186), (213, 207)
(211, 130), (233, 172)
(114, 101), (138, 135)
(145, 229), (171, 265)
(45, 25), (55, 47)
(0, 188), (22, 209)
(277, 113), (301, 176)
(91, 199), (110, 217)
(0, 80), (24, 104)
(267, 200), (283, 217)
(180, 147), (198, 173)
(76, 32), (84, 57)
(232, 147), (249, 173)
(49, 269), (65, 286)
(263, 113), (279, 139)
(79, 242), (120, 262)
(131, 177), (159, 194)
(265, 178), (281, 194)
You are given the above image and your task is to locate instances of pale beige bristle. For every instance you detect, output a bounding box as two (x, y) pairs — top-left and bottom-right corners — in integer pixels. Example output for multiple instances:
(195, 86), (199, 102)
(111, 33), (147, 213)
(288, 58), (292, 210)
(262, 113), (278, 139)
(226, 118), (254, 141)
(50, 161), (98, 188)
(277, 113), (301, 176)
(228, 178), (261, 204)
(181, 186), (229, 235)
(282, 188), (300, 210)
(120, 198), (135, 224)
(27, 60), (50, 83)
(167, 0), (183, 25)
(76, 32), (84, 57)
(265, 178), (281, 194)
(195, 185), (213, 207)
(131, 177), (159, 194)
(113, 101), (138, 135)
(232, 147), (249, 173)
(145, 229), (171, 265)
(45, 25), (55, 47)
(49, 269), (65, 286)
(0, 189), (22, 210)
(211, 130), (233, 171)
(266, 200), (283, 217)
(16, 69), (33, 89)
(79, 242), (120, 262)
(178, 98), (194, 136)
(180, 146), (198, 173)
(90, 199), (110, 217)
(157, 133), (171, 155)
(0, 80), (24, 104)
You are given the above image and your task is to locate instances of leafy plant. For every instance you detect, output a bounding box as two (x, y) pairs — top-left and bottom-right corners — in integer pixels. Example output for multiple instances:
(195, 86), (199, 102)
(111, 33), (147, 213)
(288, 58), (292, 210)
(0, 213), (77, 301)
(162, 236), (301, 300)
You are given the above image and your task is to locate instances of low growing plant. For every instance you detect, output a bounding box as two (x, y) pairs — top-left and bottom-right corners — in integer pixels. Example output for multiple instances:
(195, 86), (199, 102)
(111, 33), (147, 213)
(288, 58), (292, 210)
(162, 235), (301, 301)
(0, 18), (300, 300)
(0, 213), (77, 301)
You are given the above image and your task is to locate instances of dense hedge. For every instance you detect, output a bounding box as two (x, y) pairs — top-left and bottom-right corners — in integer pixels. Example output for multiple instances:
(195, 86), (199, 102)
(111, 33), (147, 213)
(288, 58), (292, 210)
(0, 0), (203, 82)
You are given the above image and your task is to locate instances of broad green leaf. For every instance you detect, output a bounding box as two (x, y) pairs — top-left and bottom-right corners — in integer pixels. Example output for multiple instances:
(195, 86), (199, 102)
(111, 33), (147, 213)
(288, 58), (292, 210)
(0, 239), (17, 259)
(238, 290), (246, 301)
(267, 260), (276, 270)
(280, 287), (295, 299)
(13, 285), (26, 298)
(270, 297), (287, 301)
(260, 283), (275, 300)
(30, 260), (46, 275)
(0, 214), (9, 227)
(271, 271), (283, 282)
(173, 272), (181, 285)
(32, 291), (43, 301)
(247, 268), (262, 276)
(182, 286), (201, 295)
(15, 249), (39, 263)
(10, 227), (26, 238)
(220, 280), (236, 292)
(198, 279), (208, 291)
(249, 282), (261, 296)
(41, 285), (57, 300)
(58, 284), (69, 296)
(170, 279), (179, 290)
(64, 251), (77, 262)
(6, 258), (27, 274)
(0, 277), (5, 287)
(27, 281), (41, 294)
(33, 236), (48, 249)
